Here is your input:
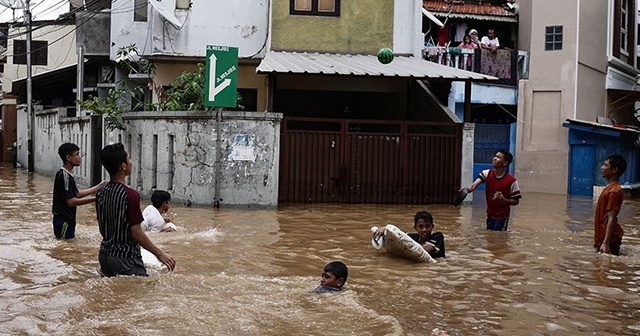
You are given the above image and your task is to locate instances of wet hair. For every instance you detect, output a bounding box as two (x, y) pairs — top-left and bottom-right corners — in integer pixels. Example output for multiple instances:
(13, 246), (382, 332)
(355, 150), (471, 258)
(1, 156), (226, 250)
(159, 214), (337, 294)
(324, 261), (348, 287)
(414, 211), (434, 226)
(100, 143), (128, 175)
(497, 149), (513, 165)
(605, 154), (627, 177)
(151, 190), (171, 208)
(58, 143), (79, 162)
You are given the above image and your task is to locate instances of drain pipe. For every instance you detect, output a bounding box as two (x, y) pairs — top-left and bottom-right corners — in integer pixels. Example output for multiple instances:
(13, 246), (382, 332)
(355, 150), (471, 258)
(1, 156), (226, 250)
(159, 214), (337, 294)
(214, 108), (222, 208)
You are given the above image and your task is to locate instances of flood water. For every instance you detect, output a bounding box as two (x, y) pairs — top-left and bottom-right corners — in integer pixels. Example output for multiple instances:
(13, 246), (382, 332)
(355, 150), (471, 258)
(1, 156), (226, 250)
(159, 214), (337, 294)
(1, 163), (640, 336)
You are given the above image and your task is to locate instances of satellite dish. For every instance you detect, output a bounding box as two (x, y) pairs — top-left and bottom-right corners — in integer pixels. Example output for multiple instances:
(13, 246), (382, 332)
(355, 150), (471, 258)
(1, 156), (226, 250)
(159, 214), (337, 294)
(0, 0), (25, 9)
(148, 0), (183, 28)
(69, 0), (84, 8)
(422, 8), (444, 28)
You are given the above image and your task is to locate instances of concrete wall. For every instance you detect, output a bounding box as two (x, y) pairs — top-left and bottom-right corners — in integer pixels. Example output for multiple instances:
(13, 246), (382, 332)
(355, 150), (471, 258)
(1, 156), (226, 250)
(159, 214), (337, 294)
(1, 97), (17, 162)
(110, 0), (269, 59)
(515, 0), (579, 194)
(3, 24), (77, 93)
(76, 11), (111, 56)
(271, 0), (394, 54)
(20, 109), (282, 206)
(111, 111), (282, 206)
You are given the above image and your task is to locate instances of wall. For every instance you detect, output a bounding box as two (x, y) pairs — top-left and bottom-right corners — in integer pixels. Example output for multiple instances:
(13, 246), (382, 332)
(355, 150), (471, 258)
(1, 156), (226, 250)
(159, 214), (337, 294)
(515, 0), (580, 194)
(76, 11), (111, 56)
(113, 111), (281, 206)
(110, 0), (269, 60)
(2, 24), (77, 93)
(21, 109), (282, 206)
(271, 0), (394, 54)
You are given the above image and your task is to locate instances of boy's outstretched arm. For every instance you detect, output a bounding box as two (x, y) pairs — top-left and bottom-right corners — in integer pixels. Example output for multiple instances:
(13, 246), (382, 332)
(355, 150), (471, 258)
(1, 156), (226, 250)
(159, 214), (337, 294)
(77, 180), (108, 198)
(467, 178), (483, 192)
(131, 224), (176, 271)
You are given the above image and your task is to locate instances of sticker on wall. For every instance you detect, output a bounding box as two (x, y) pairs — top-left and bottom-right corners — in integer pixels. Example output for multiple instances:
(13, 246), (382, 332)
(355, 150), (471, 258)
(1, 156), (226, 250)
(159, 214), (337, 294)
(229, 134), (256, 161)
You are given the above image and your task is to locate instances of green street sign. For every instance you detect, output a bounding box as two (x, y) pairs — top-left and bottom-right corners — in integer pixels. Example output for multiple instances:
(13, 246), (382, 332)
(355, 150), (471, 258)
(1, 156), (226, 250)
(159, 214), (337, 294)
(204, 45), (238, 108)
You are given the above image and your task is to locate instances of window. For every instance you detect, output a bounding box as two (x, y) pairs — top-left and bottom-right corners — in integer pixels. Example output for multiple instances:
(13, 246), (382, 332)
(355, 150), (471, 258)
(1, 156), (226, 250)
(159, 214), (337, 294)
(134, 0), (148, 22)
(620, 0), (628, 53)
(612, 0), (635, 65)
(544, 26), (563, 51)
(13, 40), (47, 65)
(290, 0), (340, 16)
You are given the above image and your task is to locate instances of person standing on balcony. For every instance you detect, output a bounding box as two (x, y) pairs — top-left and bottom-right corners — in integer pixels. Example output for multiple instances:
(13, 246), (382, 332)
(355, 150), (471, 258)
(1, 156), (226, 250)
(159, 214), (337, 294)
(459, 35), (478, 49)
(481, 29), (500, 53)
(458, 35), (478, 69)
(469, 29), (480, 45)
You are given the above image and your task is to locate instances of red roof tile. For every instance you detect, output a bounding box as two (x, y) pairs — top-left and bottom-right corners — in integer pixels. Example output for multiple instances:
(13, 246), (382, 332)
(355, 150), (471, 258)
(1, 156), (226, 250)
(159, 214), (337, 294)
(423, 0), (514, 17)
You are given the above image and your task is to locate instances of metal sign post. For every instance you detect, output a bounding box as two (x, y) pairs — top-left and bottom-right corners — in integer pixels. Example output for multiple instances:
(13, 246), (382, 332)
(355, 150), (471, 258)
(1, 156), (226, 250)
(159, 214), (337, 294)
(205, 45), (238, 208)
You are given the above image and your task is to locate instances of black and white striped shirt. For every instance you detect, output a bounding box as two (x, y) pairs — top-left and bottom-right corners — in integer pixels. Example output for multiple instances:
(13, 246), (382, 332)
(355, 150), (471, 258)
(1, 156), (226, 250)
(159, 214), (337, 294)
(96, 182), (144, 259)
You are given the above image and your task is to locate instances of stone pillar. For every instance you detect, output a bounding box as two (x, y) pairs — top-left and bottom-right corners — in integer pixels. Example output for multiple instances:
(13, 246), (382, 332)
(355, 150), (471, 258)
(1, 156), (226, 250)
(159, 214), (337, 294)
(462, 122), (475, 203)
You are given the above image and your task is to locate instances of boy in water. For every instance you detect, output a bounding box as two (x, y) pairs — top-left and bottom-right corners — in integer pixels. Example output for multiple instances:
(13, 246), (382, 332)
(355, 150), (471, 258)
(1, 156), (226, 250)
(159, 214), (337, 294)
(96, 143), (175, 276)
(142, 190), (177, 232)
(467, 149), (521, 231)
(52, 143), (106, 239)
(594, 155), (627, 255)
(373, 211), (445, 258)
(311, 261), (348, 294)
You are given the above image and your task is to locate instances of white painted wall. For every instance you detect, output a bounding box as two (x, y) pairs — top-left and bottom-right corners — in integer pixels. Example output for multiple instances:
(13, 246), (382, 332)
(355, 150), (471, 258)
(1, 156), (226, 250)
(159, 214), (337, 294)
(393, 0), (422, 57)
(3, 24), (77, 92)
(110, 0), (270, 60)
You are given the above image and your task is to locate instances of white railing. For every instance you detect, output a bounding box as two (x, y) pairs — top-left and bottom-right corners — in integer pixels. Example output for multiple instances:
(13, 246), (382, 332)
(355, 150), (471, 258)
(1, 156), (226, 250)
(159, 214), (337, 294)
(423, 47), (477, 72)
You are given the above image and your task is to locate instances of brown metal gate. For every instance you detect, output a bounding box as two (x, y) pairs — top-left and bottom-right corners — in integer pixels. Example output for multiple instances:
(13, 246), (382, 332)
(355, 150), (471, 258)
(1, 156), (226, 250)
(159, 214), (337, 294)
(279, 117), (462, 204)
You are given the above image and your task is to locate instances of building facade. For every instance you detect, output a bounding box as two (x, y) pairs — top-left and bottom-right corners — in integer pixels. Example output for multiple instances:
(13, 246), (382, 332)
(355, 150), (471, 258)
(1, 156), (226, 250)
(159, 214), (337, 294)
(517, 0), (640, 195)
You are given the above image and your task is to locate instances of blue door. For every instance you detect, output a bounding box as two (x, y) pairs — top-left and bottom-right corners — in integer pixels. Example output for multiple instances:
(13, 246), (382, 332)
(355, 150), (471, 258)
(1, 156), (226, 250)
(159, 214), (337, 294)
(569, 145), (595, 196)
(473, 124), (511, 190)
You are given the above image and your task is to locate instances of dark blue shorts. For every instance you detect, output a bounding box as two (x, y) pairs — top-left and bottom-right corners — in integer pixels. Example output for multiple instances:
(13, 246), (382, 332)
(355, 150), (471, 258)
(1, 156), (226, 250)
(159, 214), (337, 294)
(486, 217), (509, 231)
(53, 217), (75, 239)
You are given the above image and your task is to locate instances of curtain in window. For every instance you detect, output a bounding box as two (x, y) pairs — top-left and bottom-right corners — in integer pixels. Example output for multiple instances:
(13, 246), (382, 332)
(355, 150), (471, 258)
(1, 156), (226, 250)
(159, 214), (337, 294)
(295, 0), (312, 11)
(318, 0), (335, 12)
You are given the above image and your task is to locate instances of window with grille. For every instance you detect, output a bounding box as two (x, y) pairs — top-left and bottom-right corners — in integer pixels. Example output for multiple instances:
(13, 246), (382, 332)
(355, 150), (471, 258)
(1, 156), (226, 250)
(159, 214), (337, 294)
(290, 0), (340, 16)
(544, 26), (563, 51)
(13, 40), (47, 65)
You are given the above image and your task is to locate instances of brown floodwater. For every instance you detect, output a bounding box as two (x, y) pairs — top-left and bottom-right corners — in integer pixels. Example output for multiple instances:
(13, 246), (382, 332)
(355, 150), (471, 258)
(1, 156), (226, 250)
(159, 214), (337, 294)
(1, 163), (640, 335)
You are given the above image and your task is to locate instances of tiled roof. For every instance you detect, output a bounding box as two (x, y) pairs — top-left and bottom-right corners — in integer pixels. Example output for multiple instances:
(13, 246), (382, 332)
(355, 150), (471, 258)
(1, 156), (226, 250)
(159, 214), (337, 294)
(423, 0), (515, 17)
(256, 51), (497, 81)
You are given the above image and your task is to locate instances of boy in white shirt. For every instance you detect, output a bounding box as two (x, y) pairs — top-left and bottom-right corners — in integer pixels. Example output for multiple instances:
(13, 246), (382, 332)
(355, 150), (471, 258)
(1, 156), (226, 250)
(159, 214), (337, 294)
(142, 190), (177, 232)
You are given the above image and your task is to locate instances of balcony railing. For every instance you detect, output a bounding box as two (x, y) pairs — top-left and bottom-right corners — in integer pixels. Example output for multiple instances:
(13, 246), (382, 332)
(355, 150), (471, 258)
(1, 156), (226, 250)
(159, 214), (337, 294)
(423, 47), (529, 86)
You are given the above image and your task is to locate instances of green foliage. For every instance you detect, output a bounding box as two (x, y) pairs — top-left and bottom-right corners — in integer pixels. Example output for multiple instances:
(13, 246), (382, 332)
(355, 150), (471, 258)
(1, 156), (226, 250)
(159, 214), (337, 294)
(77, 45), (246, 127)
(77, 88), (128, 131)
(160, 63), (207, 111)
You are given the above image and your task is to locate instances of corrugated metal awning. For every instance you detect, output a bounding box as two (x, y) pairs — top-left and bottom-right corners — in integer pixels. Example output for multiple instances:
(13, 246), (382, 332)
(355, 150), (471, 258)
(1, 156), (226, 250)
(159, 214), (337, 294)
(563, 118), (640, 136)
(432, 12), (517, 22)
(256, 51), (497, 81)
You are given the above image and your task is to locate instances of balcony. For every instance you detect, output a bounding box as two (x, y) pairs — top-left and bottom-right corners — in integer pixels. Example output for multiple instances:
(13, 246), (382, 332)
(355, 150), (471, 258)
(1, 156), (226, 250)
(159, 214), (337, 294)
(423, 47), (529, 86)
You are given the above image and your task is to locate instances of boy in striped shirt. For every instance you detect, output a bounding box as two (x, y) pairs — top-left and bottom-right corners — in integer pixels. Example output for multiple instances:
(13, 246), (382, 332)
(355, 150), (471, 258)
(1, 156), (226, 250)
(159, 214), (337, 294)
(96, 143), (175, 276)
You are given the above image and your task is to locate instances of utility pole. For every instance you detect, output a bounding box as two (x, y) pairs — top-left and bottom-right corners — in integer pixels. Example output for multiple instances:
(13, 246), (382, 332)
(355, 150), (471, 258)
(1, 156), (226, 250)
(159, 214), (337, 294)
(26, 0), (34, 172)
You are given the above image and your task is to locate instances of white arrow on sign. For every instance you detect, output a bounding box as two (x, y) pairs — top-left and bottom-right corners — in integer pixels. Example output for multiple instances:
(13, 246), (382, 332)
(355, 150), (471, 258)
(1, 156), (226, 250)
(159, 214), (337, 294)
(208, 53), (231, 101)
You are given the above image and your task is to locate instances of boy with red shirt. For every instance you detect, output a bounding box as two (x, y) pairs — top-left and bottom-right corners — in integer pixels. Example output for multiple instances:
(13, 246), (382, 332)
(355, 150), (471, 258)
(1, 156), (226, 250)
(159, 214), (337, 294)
(467, 149), (521, 231)
(594, 155), (627, 255)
